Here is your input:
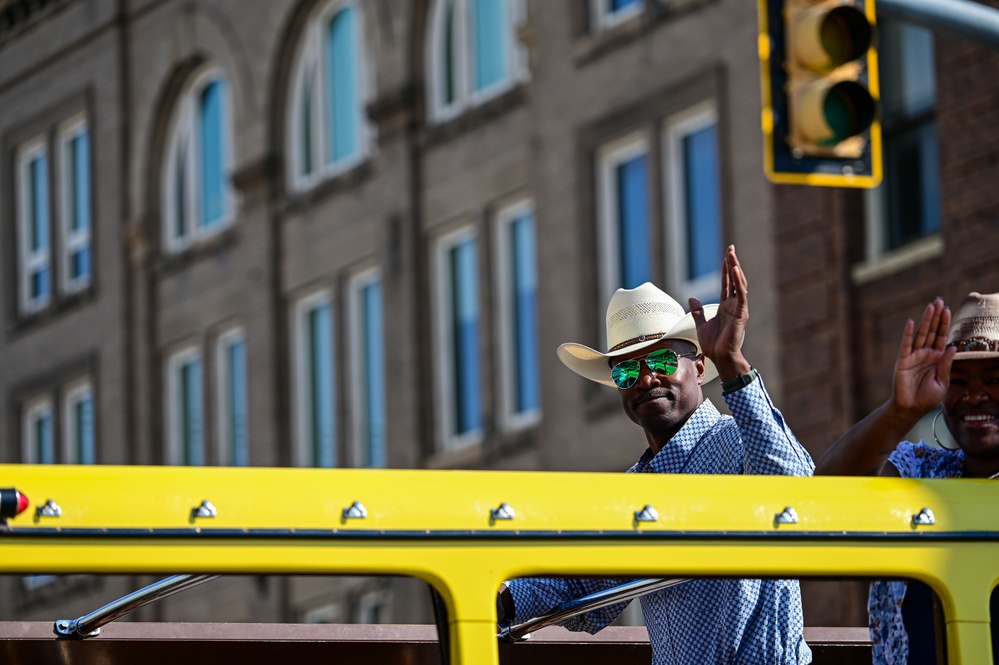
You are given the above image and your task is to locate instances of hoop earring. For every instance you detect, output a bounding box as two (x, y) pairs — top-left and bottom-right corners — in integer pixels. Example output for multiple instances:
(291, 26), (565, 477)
(933, 410), (960, 451)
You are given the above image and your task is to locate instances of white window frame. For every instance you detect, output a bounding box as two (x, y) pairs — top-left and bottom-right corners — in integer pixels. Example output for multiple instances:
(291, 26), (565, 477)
(22, 395), (55, 464)
(596, 131), (650, 316)
(589, 0), (644, 33)
(347, 267), (387, 468)
(62, 378), (96, 465)
(58, 114), (92, 295)
(286, 0), (374, 192)
(16, 137), (52, 315)
(432, 225), (483, 453)
(162, 67), (235, 253)
(426, 0), (528, 124)
(493, 198), (541, 432)
(215, 327), (249, 466)
(292, 290), (337, 468)
(166, 345), (205, 466)
(663, 101), (722, 306)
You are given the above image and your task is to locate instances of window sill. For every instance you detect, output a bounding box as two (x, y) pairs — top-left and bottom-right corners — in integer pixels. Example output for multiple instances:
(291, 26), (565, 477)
(851, 234), (944, 285)
(422, 85), (526, 149)
(573, 0), (719, 67)
(157, 224), (239, 276)
(424, 439), (483, 470)
(282, 159), (373, 214)
(10, 285), (98, 336)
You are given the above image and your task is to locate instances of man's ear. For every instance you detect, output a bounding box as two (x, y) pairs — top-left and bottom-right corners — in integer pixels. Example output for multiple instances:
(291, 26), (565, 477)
(695, 354), (706, 385)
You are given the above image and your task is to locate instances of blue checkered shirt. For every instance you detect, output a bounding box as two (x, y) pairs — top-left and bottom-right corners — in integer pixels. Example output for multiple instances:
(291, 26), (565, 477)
(508, 372), (815, 664)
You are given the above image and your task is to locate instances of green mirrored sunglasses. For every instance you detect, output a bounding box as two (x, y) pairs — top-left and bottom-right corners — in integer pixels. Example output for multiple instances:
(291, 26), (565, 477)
(610, 348), (698, 390)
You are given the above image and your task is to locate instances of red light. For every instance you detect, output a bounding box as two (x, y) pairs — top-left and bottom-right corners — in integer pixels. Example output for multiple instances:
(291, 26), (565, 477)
(1, 488), (29, 519)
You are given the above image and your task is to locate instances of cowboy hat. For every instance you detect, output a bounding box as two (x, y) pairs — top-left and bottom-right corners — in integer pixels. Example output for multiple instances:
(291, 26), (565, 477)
(948, 292), (999, 359)
(557, 282), (721, 387)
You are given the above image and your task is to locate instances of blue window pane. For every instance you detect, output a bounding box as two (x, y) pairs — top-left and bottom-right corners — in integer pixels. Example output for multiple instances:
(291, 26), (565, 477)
(309, 305), (335, 467)
(72, 249), (91, 282)
(361, 281), (386, 467)
(683, 125), (721, 281)
(610, 0), (642, 11)
(510, 214), (540, 414)
(473, 0), (507, 92)
(31, 270), (50, 301)
(199, 79), (227, 228)
(71, 131), (91, 234)
(181, 360), (204, 466)
(616, 154), (651, 288)
(451, 240), (481, 435)
(30, 155), (50, 253)
(886, 121), (940, 247)
(77, 396), (95, 465)
(327, 7), (360, 164)
(35, 414), (54, 464)
(228, 339), (249, 466)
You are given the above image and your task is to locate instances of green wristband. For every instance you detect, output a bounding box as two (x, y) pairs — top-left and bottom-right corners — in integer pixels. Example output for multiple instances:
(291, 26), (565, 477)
(721, 367), (756, 394)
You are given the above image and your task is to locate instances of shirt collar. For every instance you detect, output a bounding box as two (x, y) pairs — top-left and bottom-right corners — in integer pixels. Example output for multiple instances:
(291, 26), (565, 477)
(635, 399), (722, 474)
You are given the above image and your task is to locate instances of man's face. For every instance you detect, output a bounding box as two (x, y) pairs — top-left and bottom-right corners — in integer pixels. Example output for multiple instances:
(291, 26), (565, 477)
(615, 339), (705, 437)
(943, 358), (999, 462)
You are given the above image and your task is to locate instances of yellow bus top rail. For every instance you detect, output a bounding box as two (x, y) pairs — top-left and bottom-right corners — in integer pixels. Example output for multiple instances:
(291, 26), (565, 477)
(1, 465), (997, 664)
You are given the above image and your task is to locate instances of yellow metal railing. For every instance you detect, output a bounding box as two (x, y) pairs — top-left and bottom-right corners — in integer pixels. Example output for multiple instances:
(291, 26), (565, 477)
(1, 465), (997, 663)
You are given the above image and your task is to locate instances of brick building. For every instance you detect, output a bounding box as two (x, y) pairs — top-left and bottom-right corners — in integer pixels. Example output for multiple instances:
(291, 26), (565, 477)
(1, 0), (997, 633)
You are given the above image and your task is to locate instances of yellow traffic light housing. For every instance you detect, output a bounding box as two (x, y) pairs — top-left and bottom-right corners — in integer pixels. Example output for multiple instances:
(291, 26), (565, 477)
(759, 0), (882, 187)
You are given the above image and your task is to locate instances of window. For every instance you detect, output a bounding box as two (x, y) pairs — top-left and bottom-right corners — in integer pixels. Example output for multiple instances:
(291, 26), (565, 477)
(16, 138), (52, 315)
(215, 328), (248, 466)
(166, 347), (205, 466)
(589, 0), (643, 32)
(288, 1), (372, 190)
(13, 115), (94, 316)
(58, 116), (92, 294)
(347, 269), (386, 468)
(63, 380), (96, 465)
(163, 69), (233, 252)
(426, 0), (528, 122)
(293, 292), (336, 467)
(433, 228), (482, 450)
(664, 102), (723, 305)
(597, 133), (652, 306)
(494, 200), (541, 430)
(865, 19), (939, 257)
(21, 396), (54, 464)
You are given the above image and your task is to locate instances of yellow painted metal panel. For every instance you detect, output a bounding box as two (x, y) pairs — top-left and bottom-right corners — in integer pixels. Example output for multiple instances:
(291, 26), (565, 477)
(4, 465), (999, 533)
(1, 465), (997, 663)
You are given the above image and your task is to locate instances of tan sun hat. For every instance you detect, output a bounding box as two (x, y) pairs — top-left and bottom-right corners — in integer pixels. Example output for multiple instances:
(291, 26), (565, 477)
(556, 282), (721, 387)
(947, 292), (999, 359)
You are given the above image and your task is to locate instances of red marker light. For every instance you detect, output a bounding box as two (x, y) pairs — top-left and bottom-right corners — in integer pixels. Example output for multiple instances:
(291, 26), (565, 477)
(0, 488), (30, 519)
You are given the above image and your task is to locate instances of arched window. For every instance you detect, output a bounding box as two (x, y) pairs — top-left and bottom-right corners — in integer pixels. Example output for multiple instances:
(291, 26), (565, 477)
(163, 69), (234, 253)
(288, 1), (372, 191)
(427, 0), (528, 123)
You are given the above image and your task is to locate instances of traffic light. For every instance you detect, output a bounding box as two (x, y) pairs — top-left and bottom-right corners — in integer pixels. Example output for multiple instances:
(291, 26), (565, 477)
(758, 0), (881, 187)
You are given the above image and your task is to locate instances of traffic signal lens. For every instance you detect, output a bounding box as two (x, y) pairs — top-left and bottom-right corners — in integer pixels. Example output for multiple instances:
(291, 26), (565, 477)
(819, 7), (872, 68)
(823, 81), (876, 143)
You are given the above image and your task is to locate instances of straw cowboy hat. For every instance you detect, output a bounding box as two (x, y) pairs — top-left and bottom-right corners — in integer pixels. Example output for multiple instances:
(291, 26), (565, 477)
(948, 292), (999, 359)
(557, 282), (723, 387)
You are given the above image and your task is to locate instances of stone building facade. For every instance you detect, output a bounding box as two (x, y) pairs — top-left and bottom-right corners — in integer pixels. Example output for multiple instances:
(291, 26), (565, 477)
(2, 0), (996, 632)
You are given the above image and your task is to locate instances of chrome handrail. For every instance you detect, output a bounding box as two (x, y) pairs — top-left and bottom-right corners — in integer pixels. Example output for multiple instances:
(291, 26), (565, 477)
(498, 577), (691, 642)
(54, 574), (220, 639)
